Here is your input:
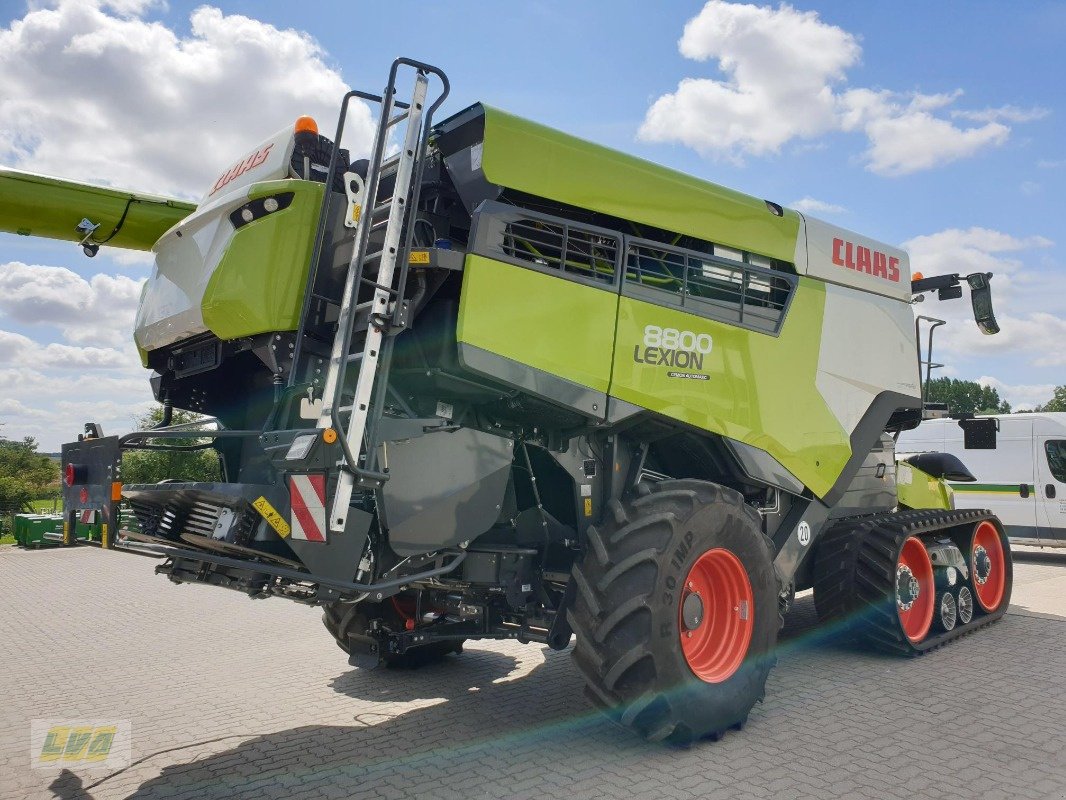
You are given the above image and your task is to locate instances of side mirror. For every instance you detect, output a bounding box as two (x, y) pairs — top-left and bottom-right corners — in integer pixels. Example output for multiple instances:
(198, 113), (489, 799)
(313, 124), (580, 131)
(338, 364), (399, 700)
(966, 272), (999, 335)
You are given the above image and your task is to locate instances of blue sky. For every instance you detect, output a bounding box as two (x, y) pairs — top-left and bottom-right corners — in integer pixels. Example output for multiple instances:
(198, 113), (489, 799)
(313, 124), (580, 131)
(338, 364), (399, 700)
(0, 0), (1063, 447)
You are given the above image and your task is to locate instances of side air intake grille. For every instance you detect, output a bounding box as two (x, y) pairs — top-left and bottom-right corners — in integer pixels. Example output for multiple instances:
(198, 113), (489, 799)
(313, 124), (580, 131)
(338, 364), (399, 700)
(470, 201), (622, 288)
(625, 240), (797, 335)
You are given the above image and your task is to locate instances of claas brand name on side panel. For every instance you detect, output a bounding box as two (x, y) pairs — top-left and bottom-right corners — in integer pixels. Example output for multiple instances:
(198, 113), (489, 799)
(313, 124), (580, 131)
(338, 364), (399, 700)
(832, 237), (900, 283)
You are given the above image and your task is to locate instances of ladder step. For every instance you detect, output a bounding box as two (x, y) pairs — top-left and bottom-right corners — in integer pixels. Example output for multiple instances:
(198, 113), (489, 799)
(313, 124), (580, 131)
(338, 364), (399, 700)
(372, 200), (394, 217)
(386, 109), (410, 128)
(360, 277), (398, 295)
(380, 154), (401, 171)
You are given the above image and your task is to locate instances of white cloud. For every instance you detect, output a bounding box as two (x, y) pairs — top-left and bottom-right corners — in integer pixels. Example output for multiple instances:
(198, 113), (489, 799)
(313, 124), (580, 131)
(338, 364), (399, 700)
(1038, 159), (1066, 169)
(0, 1), (373, 198)
(0, 364), (154, 448)
(790, 196), (846, 215)
(640, 1), (859, 159)
(905, 228), (1052, 277)
(978, 376), (1057, 411)
(0, 328), (129, 369)
(840, 89), (1010, 176)
(640, 2), (1041, 175)
(0, 261), (143, 347)
(952, 105), (1050, 124)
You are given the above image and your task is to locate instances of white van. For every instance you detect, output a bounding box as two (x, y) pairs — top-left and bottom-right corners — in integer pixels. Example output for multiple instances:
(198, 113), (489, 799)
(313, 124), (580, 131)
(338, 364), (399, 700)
(896, 412), (1066, 547)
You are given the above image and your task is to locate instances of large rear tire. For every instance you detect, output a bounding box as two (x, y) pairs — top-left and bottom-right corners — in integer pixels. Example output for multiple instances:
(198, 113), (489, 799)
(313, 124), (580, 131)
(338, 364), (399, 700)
(567, 480), (779, 744)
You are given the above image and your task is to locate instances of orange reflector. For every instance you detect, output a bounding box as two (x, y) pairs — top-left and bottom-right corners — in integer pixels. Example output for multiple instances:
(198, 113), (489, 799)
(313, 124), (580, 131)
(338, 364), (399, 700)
(322, 428), (338, 444)
(294, 115), (318, 136)
(912, 271), (924, 281)
(111, 481), (123, 502)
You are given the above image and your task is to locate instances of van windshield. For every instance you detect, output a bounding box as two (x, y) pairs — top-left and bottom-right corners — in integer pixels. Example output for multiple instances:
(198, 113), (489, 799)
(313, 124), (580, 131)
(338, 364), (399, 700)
(1046, 440), (1066, 482)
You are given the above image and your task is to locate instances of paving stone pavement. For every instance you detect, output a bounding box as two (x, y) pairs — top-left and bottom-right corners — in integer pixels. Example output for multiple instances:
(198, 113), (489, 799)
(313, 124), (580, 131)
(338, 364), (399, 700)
(1, 545), (1065, 800)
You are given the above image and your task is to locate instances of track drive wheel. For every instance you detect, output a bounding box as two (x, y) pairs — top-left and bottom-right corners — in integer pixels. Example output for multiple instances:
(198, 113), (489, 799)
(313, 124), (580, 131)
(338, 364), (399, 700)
(567, 480), (779, 744)
(969, 520), (1009, 613)
(814, 523), (937, 654)
(322, 599), (463, 669)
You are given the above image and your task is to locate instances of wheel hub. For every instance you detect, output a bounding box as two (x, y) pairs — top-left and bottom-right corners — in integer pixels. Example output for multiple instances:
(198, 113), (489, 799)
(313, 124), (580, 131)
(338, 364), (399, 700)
(974, 545), (992, 585)
(679, 548), (754, 684)
(896, 564), (921, 611)
(682, 591), (704, 631)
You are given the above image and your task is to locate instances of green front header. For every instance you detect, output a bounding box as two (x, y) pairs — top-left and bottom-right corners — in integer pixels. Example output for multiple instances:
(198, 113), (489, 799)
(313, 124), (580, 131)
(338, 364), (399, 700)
(0, 168), (194, 250)
(478, 106), (801, 264)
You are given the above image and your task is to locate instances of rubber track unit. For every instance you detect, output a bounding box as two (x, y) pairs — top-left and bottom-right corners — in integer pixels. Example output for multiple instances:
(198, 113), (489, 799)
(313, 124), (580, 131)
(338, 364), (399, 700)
(813, 508), (1011, 656)
(567, 480), (779, 745)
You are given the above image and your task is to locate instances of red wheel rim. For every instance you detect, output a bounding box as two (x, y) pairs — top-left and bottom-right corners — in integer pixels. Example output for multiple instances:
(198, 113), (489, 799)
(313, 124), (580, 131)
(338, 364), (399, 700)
(971, 521), (1006, 612)
(679, 548), (754, 683)
(896, 537), (934, 643)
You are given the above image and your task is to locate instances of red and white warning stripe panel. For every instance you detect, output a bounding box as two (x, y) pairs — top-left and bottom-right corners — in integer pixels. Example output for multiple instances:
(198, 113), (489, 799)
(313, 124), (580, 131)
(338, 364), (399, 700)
(289, 474), (327, 542)
(79, 509), (95, 524)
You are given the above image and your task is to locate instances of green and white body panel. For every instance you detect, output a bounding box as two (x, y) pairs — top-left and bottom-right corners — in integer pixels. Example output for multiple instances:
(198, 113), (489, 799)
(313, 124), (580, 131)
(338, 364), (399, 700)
(134, 126), (320, 361)
(450, 104), (921, 504)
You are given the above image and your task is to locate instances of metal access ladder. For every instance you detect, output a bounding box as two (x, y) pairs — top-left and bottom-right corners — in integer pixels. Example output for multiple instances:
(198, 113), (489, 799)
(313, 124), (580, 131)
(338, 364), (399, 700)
(290, 59), (449, 533)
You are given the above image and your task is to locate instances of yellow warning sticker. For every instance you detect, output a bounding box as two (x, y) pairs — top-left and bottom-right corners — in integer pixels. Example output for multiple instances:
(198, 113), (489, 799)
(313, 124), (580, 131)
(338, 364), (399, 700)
(101, 523), (109, 548)
(253, 496), (291, 538)
(583, 498), (593, 517)
(408, 250), (431, 264)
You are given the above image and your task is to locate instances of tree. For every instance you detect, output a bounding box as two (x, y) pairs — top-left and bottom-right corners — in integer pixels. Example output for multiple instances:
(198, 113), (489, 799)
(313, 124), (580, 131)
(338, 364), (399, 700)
(121, 407), (221, 485)
(925, 377), (1011, 415)
(0, 435), (60, 507)
(1035, 385), (1066, 413)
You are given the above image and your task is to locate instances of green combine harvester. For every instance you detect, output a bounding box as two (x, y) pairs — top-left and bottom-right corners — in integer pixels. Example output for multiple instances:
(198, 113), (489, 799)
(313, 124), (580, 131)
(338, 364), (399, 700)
(2, 59), (1011, 743)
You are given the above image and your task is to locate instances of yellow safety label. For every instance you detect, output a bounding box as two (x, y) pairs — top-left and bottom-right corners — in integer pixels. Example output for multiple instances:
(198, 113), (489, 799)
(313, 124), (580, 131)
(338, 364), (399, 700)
(253, 496), (291, 538)
(351, 204), (362, 224)
(101, 523), (109, 548)
(583, 498), (593, 517)
(408, 250), (431, 264)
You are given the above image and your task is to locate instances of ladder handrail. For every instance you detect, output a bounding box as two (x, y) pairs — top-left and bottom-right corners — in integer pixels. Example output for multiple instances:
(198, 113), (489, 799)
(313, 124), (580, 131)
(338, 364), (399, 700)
(287, 60), (449, 394)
